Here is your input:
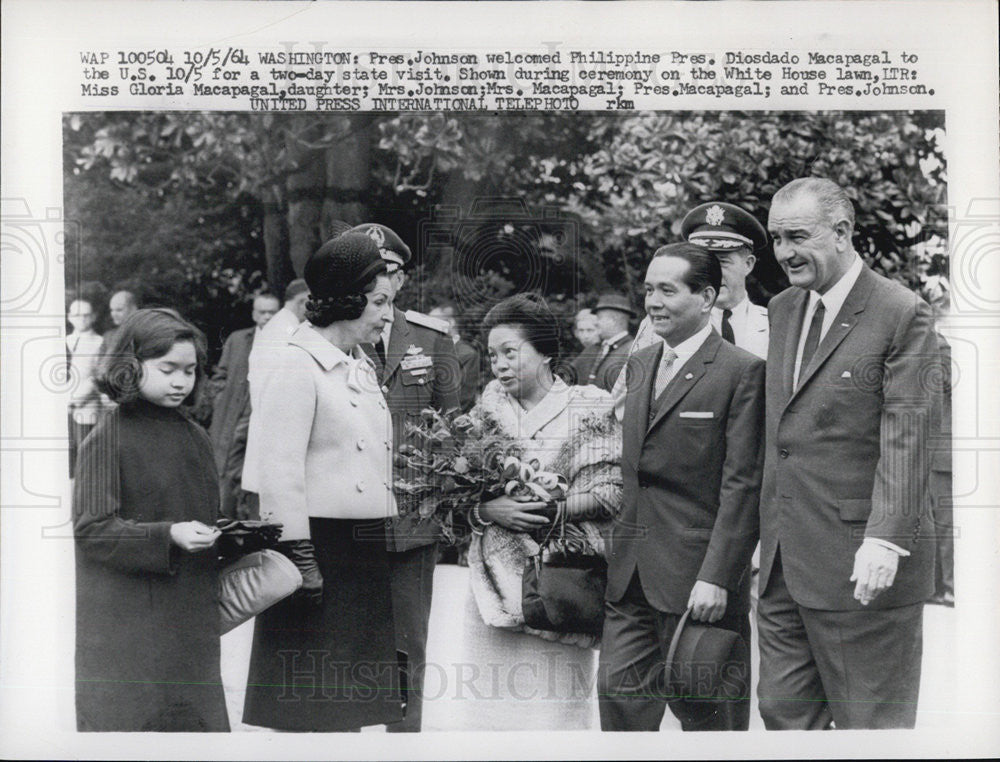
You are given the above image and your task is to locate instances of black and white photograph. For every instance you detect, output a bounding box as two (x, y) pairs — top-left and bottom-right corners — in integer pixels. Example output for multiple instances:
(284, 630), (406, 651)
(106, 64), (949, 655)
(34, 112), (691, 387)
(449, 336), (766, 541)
(2, 1), (999, 759)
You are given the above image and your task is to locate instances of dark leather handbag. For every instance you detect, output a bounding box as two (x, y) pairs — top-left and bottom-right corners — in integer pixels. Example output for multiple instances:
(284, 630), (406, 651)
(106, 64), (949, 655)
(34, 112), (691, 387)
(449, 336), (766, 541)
(522, 509), (608, 636)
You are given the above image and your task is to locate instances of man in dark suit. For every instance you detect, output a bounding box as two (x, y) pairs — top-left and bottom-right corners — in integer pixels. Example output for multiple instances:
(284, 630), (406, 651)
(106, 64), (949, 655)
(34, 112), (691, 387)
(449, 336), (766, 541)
(599, 242), (765, 732)
(352, 223), (461, 732)
(758, 177), (938, 729)
(208, 292), (279, 514)
(573, 293), (635, 391)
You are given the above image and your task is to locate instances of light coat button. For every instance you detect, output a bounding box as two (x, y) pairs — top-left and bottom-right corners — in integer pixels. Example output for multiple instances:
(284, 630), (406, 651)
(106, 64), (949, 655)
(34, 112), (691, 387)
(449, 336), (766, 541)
(357, 438), (366, 451)
(381, 385), (389, 394)
(356, 480), (366, 492)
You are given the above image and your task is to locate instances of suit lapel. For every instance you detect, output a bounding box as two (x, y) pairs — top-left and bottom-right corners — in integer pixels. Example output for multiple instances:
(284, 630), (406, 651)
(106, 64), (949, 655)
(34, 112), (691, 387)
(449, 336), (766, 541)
(781, 291), (809, 400)
(383, 307), (410, 382)
(788, 267), (875, 403)
(622, 345), (659, 470)
(647, 332), (720, 434)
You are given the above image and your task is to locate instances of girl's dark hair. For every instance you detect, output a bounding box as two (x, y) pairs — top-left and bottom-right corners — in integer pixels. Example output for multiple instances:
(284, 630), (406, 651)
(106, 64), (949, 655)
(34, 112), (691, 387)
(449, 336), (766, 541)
(95, 308), (208, 405)
(305, 271), (382, 327)
(482, 293), (562, 363)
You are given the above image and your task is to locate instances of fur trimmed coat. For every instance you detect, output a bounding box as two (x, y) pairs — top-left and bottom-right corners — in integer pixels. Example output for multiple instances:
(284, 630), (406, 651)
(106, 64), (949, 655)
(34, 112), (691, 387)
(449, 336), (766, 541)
(467, 378), (623, 647)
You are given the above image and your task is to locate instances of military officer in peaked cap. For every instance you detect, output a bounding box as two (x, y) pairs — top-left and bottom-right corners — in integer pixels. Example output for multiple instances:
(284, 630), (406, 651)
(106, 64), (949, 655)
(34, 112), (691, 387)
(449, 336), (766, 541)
(682, 202), (770, 360)
(350, 222), (461, 733)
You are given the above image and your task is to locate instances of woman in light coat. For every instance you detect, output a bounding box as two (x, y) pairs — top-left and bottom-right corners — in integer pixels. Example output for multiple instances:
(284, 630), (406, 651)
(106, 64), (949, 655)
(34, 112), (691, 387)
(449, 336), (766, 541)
(242, 232), (403, 731)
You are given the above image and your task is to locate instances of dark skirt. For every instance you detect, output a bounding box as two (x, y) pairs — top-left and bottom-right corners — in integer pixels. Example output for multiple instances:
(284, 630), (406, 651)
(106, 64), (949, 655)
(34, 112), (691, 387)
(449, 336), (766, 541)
(242, 518), (403, 731)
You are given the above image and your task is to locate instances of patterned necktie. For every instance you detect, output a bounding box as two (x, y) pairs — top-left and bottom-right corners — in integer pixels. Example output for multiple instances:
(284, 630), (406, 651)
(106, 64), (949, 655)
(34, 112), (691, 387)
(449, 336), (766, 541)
(654, 347), (679, 399)
(798, 300), (826, 388)
(721, 309), (735, 344)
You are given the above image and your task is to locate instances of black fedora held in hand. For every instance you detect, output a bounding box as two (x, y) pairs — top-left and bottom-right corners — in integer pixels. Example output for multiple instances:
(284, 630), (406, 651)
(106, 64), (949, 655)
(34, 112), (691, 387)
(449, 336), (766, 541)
(664, 607), (750, 715)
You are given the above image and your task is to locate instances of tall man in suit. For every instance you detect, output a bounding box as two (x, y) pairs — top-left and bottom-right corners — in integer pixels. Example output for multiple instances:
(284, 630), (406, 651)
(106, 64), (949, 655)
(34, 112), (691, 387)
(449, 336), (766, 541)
(758, 177), (938, 729)
(233, 279), (311, 519)
(599, 243), (765, 732)
(352, 223), (461, 733)
(208, 292), (280, 514)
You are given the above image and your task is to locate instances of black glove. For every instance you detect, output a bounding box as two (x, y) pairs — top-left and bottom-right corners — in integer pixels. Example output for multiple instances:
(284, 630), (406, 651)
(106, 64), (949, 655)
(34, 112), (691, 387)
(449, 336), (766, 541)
(279, 539), (324, 607)
(216, 519), (284, 563)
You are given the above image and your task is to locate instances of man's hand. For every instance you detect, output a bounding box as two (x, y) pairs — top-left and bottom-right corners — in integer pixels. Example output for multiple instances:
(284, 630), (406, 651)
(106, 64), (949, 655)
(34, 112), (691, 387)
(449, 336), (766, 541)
(687, 580), (728, 623)
(850, 540), (900, 606)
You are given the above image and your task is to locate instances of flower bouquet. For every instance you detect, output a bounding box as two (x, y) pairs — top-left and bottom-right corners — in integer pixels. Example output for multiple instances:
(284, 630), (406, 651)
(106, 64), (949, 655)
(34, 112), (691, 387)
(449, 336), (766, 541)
(393, 408), (569, 542)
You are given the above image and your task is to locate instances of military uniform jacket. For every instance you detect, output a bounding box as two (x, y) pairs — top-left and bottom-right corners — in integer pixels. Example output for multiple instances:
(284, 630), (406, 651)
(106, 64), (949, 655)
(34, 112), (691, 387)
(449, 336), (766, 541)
(364, 307), (461, 552)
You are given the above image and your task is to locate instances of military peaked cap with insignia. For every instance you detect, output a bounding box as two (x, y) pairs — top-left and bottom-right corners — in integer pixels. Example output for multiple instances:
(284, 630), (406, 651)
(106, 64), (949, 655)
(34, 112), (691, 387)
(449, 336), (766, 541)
(681, 202), (768, 252)
(347, 223), (412, 268)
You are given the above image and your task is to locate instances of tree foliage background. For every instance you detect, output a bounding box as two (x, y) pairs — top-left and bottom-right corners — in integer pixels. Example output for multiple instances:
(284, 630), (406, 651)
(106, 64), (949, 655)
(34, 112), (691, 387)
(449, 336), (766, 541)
(63, 110), (947, 363)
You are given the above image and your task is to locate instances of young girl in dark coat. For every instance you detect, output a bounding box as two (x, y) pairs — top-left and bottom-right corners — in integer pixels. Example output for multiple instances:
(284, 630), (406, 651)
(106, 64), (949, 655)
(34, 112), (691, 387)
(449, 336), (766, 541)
(73, 308), (230, 731)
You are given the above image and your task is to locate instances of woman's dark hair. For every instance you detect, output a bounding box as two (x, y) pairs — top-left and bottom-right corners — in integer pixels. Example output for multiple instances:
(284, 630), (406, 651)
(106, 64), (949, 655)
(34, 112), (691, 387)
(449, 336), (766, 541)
(95, 308), (208, 405)
(482, 293), (562, 363)
(305, 271), (384, 327)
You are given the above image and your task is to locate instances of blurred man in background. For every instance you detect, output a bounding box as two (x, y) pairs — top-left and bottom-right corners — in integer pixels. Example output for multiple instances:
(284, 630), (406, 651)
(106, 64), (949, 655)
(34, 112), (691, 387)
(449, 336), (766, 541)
(429, 303), (481, 412)
(209, 292), (279, 516)
(574, 293), (635, 391)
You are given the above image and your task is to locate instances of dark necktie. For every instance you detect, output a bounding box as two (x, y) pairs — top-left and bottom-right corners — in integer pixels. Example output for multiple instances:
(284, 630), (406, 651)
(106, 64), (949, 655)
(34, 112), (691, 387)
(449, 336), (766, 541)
(798, 300), (826, 387)
(721, 309), (735, 344)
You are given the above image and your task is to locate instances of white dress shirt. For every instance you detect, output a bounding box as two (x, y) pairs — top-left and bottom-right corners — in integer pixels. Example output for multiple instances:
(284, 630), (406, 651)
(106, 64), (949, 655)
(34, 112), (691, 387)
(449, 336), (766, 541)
(711, 296), (750, 342)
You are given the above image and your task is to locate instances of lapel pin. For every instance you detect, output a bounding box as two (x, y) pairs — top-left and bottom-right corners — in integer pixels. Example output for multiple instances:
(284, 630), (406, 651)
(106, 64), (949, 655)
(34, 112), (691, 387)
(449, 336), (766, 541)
(841, 371), (852, 378)
(406, 344), (421, 354)
(684, 372), (694, 380)
(840, 323), (850, 328)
